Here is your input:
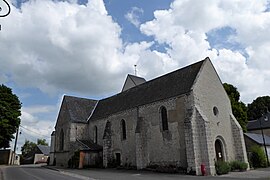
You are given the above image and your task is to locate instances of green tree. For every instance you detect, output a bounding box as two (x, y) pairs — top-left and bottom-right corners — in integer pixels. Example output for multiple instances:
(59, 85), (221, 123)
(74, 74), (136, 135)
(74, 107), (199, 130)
(247, 96), (270, 120)
(37, 138), (48, 146)
(223, 83), (248, 132)
(21, 140), (37, 156)
(0, 84), (21, 148)
(21, 139), (48, 156)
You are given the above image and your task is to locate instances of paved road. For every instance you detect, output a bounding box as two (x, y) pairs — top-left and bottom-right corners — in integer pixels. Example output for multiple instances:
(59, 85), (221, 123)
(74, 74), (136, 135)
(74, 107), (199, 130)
(1, 164), (89, 180)
(1, 165), (270, 180)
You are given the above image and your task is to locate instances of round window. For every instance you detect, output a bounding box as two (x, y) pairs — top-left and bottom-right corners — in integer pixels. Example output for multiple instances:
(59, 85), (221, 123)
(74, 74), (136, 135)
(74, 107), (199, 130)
(213, 106), (219, 116)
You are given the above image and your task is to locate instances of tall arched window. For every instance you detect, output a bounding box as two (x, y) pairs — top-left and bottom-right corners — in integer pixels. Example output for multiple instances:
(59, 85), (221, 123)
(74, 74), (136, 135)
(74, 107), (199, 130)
(94, 126), (98, 144)
(160, 106), (168, 131)
(121, 119), (127, 140)
(60, 129), (64, 151)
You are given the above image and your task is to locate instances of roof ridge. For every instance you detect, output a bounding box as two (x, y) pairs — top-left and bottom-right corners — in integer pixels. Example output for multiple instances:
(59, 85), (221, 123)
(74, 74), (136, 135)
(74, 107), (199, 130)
(90, 57), (207, 121)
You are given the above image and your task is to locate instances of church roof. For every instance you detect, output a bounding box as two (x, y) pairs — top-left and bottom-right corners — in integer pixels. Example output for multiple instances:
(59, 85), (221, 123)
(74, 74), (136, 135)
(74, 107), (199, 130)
(245, 133), (270, 146)
(90, 58), (207, 120)
(62, 95), (98, 123)
(75, 139), (103, 152)
(121, 74), (146, 92)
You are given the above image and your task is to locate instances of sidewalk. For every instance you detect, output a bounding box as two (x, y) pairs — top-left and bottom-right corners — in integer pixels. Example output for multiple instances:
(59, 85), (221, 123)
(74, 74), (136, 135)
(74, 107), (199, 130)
(42, 166), (270, 179)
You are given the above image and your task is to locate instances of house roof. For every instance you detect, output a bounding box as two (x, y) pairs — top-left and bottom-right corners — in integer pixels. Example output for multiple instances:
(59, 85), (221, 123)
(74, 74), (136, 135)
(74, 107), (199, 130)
(247, 112), (270, 130)
(90, 58), (207, 120)
(62, 95), (98, 123)
(37, 145), (50, 155)
(245, 133), (270, 146)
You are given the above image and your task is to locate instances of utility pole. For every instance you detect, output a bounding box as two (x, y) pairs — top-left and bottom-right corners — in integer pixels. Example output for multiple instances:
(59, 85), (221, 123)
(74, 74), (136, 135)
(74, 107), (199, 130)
(259, 113), (269, 166)
(11, 127), (19, 165)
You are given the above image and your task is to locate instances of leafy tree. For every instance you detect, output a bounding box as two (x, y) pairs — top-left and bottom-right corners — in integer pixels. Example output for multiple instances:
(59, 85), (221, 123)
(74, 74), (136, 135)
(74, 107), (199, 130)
(247, 96), (270, 120)
(21, 140), (37, 156)
(21, 139), (48, 156)
(223, 83), (248, 132)
(0, 84), (21, 148)
(37, 138), (48, 146)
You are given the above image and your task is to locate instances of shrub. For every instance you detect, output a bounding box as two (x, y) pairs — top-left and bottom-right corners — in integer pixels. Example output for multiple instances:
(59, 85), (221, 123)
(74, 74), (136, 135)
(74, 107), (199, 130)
(230, 161), (248, 171)
(250, 145), (267, 168)
(215, 161), (231, 175)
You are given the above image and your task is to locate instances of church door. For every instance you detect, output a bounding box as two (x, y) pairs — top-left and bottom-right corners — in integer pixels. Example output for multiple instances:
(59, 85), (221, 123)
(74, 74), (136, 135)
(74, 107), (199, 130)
(116, 153), (121, 166)
(215, 139), (224, 161)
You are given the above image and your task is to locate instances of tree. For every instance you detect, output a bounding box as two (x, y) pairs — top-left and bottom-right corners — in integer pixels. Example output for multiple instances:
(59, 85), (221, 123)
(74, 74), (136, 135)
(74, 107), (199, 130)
(21, 140), (37, 156)
(0, 84), (21, 148)
(223, 83), (248, 132)
(248, 96), (270, 120)
(21, 139), (48, 157)
(37, 138), (48, 146)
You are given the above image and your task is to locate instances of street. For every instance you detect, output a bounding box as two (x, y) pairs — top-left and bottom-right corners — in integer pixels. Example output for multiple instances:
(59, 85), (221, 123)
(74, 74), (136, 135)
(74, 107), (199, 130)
(1, 164), (88, 180)
(1, 165), (270, 180)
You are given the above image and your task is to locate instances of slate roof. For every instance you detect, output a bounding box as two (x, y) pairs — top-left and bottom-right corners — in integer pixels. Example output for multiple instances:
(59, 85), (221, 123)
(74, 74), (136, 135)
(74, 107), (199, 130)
(247, 112), (270, 130)
(128, 74), (146, 86)
(90, 58), (207, 120)
(245, 133), (270, 146)
(76, 139), (103, 152)
(63, 96), (98, 123)
(37, 145), (50, 155)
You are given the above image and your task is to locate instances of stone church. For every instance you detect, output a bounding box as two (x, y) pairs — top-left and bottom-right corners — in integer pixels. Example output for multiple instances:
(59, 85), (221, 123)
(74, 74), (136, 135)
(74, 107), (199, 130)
(50, 57), (248, 175)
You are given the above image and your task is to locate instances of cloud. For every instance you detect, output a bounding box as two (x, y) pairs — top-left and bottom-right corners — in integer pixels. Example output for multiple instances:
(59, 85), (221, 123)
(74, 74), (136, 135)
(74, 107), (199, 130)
(0, 0), (125, 96)
(125, 7), (144, 28)
(140, 0), (270, 103)
(1, 0), (270, 105)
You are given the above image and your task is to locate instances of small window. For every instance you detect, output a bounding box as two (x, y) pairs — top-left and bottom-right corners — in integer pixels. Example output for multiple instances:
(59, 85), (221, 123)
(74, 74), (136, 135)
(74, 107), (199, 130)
(94, 126), (98, 143)
(160, 106), (168, 131)
(213, 106), (219, 116)
(121, 119), (127, 140)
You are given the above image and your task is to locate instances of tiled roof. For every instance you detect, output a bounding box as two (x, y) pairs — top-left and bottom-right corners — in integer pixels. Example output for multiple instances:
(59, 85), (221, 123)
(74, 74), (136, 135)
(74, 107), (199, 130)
(247, 112), (270, 130)
(63, 96), (98, 123)
(37, 145), (50, 155)
(245, 133), (270, 146)
(90, 58), (207, 120)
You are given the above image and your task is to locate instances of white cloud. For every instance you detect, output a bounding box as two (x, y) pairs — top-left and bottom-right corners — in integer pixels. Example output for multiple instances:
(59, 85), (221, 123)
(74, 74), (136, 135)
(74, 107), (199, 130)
(0, 0), (124, 96)
(140, 0), (270, 103)
(1, 0), (270, 105)
(125, 7), (144, 28)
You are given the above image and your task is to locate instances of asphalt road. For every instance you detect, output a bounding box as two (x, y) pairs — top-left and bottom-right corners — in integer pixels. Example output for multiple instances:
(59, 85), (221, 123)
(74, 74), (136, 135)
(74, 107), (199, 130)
(1, 164), (88, 180)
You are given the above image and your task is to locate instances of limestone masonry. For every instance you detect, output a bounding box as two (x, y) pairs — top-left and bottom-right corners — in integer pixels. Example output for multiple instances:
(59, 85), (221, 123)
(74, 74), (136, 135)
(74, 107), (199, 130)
(50, 57), (248, 175)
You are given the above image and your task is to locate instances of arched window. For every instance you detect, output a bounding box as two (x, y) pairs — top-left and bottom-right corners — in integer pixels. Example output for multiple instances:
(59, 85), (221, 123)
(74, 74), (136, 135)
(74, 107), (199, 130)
(121, 119), (127, 140)
(160, 106), (168, 131)
(94, 126), (98, 144)
(60, 129), (64, 151)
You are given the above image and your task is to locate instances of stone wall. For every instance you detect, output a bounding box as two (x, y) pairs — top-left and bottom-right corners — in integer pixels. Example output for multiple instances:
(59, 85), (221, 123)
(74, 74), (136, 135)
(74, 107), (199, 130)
(88, 95), (188, 169)
(190, 59), (249, 175)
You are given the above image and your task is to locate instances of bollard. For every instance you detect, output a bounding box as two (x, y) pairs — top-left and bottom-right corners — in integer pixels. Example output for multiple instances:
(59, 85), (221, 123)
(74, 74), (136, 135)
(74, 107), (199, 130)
(201, 163), (206, 176)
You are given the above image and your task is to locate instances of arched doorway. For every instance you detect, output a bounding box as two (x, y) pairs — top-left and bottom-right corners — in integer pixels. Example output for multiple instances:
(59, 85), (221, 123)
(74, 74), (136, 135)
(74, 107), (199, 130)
(215, 139), (224, 161)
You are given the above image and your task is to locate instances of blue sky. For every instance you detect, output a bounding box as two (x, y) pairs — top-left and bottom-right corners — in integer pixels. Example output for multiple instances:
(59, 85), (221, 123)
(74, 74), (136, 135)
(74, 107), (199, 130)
(0, 0), (270, 153)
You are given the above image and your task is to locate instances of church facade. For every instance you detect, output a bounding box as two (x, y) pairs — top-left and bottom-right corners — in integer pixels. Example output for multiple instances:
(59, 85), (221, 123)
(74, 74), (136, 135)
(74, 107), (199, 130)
(50, 57), (248, 175)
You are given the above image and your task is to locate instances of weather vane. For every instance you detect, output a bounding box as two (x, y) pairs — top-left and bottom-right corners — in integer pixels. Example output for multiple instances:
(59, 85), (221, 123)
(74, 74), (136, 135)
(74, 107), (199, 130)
(0, 0), (11, 17)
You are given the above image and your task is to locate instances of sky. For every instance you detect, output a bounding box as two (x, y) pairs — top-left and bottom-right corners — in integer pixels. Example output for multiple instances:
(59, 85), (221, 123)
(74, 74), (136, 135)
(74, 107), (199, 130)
(0, 0), (269, 153)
